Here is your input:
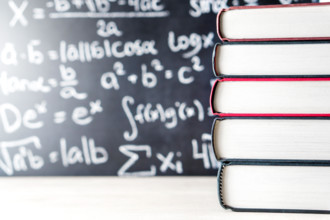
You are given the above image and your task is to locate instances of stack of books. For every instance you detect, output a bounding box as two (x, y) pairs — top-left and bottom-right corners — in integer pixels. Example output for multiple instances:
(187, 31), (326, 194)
(210, 2), (330, 214)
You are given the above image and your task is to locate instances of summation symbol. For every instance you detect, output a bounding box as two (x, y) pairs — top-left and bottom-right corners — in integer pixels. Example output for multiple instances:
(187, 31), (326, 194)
(33, 8), (45, 20)
(54, 111), (67, 124)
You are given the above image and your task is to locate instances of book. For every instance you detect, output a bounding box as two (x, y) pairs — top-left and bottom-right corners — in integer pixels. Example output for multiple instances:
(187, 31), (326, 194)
(212, 2), (330, 215)
(218, 161), (330, 213)
(210, 78), (330, 117)
(212, 41), (330, 77)
(212, 118), (330, 161)
(217, 3), (330, 42)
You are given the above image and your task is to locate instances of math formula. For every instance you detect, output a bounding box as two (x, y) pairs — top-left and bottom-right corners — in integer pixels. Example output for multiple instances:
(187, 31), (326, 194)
(0, 0), (307, 176)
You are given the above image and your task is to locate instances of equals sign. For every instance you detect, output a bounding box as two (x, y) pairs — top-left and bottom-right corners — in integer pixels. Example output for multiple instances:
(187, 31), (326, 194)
(33, 8), (46, 20)
(48, 50), (59, 61)
(54, 111), (67, 124)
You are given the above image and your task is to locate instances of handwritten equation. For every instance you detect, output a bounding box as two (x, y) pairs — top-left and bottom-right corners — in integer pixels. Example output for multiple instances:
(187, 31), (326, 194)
(0, 0), (309, 176)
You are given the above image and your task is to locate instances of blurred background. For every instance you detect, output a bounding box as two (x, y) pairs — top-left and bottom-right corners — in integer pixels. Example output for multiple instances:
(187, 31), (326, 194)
(0, 0), (315, 176)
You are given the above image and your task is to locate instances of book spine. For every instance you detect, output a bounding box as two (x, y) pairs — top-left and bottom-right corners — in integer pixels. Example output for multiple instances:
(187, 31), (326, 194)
(217, 2), (330, 42)
(217, 162), (229, 210)
(209, 79), (221, 116)
(211, 118), (222, 160)
(217, 160), (330, 214)
(211, 118), (330, 163)
(212, 41), (330, 78)
(212, 44), (221, 77)
(216, 8), (228, 42)
(210, 78), (330, 117)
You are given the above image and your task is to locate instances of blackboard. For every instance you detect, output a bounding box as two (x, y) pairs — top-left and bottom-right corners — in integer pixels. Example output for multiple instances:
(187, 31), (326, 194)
(0, 0), (314, 176)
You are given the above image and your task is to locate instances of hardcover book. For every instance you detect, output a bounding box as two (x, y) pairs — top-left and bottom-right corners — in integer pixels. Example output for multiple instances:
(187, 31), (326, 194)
(210, 78), (330, 117)
(212, 41), (330, 77)
(211, 1), (330, 215)
(218, 161), (330, 213)
(217, 2), (330, 42)
(212, 118), (330, 161)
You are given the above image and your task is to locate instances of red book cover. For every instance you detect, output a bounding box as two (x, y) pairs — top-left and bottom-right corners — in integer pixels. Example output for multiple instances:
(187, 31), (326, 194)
(210, 77), (330, 117)
(217, 2), (330, 42)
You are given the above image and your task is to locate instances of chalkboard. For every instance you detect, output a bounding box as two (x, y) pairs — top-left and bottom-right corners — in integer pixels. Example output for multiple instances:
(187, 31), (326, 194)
(0, 0), (314, 176)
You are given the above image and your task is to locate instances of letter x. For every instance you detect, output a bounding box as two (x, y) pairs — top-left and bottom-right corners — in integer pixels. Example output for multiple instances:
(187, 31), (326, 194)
(9, 0), (28, 27)
(89, 100), (103, 115)
(202, 32), (214, 48)
(157, 152), (176, 173)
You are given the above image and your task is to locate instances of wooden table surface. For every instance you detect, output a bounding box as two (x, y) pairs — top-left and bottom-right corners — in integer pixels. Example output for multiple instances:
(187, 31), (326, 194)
(0, 177), (329, 220)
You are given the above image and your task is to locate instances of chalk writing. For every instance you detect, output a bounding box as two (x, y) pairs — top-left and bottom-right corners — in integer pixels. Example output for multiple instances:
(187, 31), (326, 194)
(0, 71), (52, 95)
(192, 133), (218, 169)
(122, 95), (204, 141)
(59, 39), (158, 63)
(0, 103), (45, 134)
(96, 20), (123, 37)
(1, 43), (18, 65)
(59, 65), (87, 100)
(9, 0), (29, 27)
(168, 31), (214, 58)
(118, 144), (183, 176)
(60, 136), (108, 167)
(0, 0), (296, 176)
(189, 0), (228, 17)
(0, 136), (43, 175)
(157, 152), (183, 174)
(118, 145), (156, 176)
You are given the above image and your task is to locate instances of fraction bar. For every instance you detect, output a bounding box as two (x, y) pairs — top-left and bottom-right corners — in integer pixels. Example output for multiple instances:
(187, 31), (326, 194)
(49, 11), (170, 19)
